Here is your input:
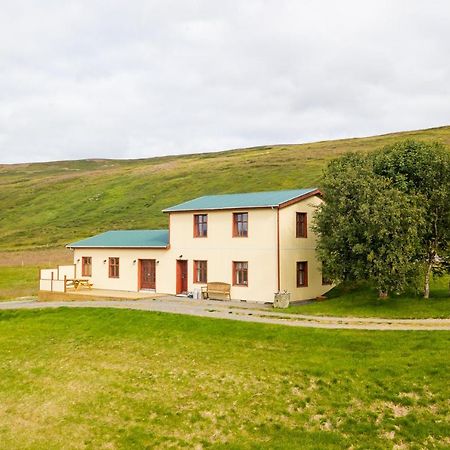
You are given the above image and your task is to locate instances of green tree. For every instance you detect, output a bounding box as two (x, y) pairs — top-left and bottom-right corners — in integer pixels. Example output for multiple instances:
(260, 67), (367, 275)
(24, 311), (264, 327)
(372, 141), (450, 298)
(314, 153), (424, 298)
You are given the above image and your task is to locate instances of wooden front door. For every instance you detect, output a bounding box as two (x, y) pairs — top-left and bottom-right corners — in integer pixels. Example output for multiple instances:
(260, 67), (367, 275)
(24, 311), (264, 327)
(176, 260), (188, 294)
(140, 259), (156, 290)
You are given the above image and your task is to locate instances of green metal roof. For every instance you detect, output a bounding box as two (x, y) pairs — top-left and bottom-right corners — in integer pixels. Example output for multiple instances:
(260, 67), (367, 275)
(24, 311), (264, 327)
(67, 230), (169, 248)
(163, 188), (319, 212)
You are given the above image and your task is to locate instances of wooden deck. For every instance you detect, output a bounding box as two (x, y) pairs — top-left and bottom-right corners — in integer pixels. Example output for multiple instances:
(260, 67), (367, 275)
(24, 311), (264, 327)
(38, 288), (165, 302)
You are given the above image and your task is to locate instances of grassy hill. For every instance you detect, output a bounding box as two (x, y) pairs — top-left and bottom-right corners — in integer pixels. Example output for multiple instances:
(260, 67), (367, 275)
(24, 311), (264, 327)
(1, 125), (450, 252)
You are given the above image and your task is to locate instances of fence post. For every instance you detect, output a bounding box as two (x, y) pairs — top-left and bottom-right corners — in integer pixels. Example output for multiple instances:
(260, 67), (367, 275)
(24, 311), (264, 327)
(64, 275), (67, 293)
(51, 271), (54, 292)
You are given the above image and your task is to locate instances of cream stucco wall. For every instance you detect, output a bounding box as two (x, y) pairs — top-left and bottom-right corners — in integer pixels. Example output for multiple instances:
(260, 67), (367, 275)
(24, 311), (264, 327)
(73, 208), (278, 302)
(72, 194), (330, 303)
(73, 248), (169, 292)
(278, 196), (332, 301)
(166, 208), (278, 302)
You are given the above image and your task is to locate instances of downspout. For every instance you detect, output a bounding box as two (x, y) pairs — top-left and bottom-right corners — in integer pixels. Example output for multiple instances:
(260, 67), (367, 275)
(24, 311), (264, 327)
(167, 213), (171, 249)
(276, 207), (280, 292)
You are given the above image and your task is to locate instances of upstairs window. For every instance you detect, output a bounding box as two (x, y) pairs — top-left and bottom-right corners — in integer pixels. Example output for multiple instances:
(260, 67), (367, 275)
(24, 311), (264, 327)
(233, 261), (248, 286)
(194, 214), (208, 237)
(296, 212), (307, 238)
(109, 257), (120, 278)
(296, 261), (308, 287)
(233, 212), (248, 237)
(193, 260), (207, 283)
(81, 257), (92, 277)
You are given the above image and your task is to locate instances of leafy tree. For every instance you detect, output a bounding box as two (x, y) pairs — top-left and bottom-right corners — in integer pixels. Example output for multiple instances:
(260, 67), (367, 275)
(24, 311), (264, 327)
(314, 153), (424, 298)
(371, 141), (450, 298)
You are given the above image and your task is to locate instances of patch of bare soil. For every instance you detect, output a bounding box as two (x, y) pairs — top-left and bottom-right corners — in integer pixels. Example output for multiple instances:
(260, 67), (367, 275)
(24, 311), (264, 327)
(0, 248), (72, 266)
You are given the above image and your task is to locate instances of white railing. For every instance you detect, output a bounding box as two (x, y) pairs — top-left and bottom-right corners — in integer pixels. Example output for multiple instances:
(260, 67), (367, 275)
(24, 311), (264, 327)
(52, 280), (66, 292)
(58, 265), (76, 279)
(40, 269), (58, 280)
(39, 265), (76, 293)
(39, 279), (53, 291)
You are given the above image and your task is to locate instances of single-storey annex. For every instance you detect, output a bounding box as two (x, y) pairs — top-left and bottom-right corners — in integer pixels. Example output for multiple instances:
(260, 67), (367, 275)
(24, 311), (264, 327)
(66, 188), (332, 303)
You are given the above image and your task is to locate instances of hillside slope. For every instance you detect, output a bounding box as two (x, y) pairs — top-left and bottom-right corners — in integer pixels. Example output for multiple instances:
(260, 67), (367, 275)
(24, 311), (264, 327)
(1, 126), (450, 251)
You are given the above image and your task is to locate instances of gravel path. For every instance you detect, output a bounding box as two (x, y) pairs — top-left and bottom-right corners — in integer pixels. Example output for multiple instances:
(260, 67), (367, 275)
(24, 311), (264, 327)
(1, 297), (449, 330)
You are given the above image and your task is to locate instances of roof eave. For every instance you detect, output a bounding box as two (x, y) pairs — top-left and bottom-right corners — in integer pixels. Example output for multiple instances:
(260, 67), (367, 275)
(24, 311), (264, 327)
(163, 205), (279, 213)
(162, 189), (322, 213)
(66, 245), (169, 249)
(278, 189), (322, 209)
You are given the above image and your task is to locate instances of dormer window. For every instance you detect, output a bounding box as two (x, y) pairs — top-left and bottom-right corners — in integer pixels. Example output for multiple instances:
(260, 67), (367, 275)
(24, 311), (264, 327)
(194, 214), (208, 237)
(233, 212), (248, 237)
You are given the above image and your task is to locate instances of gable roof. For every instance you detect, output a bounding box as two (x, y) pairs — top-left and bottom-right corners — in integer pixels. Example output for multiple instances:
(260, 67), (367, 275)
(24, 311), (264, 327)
(67, 230), (169, 248)
(162, 188), (320, 212)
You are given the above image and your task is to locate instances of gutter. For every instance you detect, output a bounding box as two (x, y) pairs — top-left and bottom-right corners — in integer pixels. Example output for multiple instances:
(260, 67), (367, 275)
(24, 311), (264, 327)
(65, 245), (169, 250)
(275, 207), (280, 292)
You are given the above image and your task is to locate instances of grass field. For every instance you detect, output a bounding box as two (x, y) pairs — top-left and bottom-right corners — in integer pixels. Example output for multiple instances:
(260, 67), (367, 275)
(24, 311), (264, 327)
(0, 308), (448, 449)
(0, 266), (39, 300)
(0, 249), (72, 300)
(1, 125), (449, 252)
(283, 277), (450, 319)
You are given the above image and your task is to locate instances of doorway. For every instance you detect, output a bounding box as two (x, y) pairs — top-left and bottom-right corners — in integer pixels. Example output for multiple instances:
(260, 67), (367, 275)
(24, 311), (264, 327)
(176, 260), (188, 294)
(139, 259), (156, 290)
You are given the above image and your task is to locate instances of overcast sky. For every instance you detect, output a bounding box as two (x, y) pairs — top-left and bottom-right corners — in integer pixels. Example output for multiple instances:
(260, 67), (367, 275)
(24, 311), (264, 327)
(0, 0), (449, 164)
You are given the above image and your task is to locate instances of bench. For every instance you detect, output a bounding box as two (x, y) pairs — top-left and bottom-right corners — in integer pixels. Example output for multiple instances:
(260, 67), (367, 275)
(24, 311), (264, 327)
(66, 279), (93, 290)
(201, 282), (231, 301)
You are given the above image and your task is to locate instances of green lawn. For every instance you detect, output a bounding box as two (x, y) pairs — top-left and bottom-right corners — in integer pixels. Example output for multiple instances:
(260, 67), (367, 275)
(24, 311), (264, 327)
(0, 265), (39, 300)
(0, 308), (448, 449)
(283, 277), (450, 319)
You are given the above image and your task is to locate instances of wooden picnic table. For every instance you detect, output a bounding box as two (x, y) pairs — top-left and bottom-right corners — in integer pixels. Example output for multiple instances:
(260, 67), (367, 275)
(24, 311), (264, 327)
(66, 279), (93, 290)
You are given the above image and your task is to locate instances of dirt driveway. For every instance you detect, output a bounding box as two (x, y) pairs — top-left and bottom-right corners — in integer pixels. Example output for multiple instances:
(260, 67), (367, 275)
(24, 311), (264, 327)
(1, 296), (449, 330)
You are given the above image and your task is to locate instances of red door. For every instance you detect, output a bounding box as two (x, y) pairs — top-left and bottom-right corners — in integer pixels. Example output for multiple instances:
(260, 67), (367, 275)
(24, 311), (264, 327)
(176, 260), (188, 294)
(140, 259), (156, 290)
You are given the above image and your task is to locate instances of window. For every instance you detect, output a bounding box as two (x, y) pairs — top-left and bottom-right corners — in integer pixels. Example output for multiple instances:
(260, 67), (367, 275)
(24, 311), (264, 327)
(296, 261), (308, 287)
(296, 212), (307, 238)
(81, 257), (92, 277)
(194, 214), (208, 237)
(109, 257), (120, 278)
(233, 212), (248, 237)
(193, 260), (207, 283)
(233, 261), (248, 286)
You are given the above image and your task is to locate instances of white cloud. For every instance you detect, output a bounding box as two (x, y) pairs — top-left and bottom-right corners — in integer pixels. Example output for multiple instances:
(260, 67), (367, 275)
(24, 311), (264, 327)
(0, 0), (449, 163)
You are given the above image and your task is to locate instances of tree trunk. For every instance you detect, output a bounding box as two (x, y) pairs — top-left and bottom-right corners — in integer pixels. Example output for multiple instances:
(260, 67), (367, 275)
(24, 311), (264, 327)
(424, 216), (439, 299)
(424, 261), (432, 299)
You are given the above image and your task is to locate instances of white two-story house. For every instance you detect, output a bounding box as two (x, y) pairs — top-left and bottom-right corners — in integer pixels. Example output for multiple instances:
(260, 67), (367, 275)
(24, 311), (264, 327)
(66, 188), (332, 303)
